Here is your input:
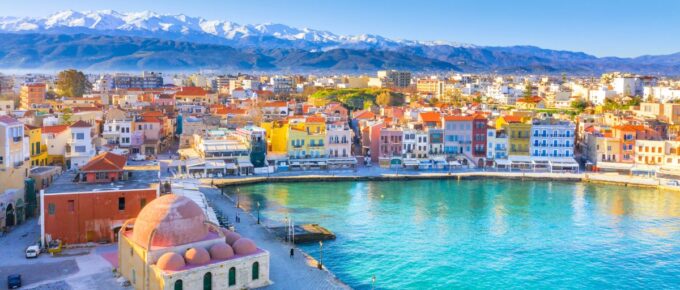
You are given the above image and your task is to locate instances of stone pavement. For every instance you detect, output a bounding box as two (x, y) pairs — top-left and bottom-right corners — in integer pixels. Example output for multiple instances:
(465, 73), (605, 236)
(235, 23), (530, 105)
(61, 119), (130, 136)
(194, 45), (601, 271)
(200, 186), (350, 290)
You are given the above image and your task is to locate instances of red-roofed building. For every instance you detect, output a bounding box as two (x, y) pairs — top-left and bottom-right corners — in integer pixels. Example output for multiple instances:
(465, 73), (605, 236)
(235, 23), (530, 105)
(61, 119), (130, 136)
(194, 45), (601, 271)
(175, 86), (217, 105)
(77, 152), (127, 183)
(418, 111), (442, 128)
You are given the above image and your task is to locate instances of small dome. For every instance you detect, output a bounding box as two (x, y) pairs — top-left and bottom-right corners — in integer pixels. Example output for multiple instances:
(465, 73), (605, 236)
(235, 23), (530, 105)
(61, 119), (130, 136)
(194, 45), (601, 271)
(209, 242), (234, 260)
(132, 194), (209, 248)
(156, 252), (186, 271)
(184, 247), (211, 265)
(223, 229), (242, 246)
(233, 238), (258, 255)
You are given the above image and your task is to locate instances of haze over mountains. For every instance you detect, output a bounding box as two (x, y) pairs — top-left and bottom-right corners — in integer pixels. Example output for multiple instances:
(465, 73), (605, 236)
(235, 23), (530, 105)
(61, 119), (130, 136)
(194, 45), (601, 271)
(0, 10), (678, 74)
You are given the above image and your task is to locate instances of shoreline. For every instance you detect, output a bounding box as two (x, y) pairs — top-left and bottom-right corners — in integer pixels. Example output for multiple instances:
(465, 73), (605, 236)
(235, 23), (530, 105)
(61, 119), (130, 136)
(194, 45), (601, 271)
(199, 185), (351, 290)
(197, 170), (677, 190)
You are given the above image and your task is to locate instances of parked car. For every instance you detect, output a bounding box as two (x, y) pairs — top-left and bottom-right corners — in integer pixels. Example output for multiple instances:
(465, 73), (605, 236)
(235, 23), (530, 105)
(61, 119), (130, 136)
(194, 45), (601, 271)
(25, 244), (40, 258)
(7, 274), (21, 289)
(666, 180), (680, 186)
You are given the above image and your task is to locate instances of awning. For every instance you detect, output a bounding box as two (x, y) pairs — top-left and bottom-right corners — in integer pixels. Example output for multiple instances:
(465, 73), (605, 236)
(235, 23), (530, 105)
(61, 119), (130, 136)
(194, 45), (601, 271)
(403, 159), (419, 166)
(225, 163), (237, 170)
(239, 161), (254, 168)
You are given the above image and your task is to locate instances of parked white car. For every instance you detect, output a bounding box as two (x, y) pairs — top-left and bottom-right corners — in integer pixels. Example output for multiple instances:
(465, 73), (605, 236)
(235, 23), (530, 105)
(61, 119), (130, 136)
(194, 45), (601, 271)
(25, 244), (40, 258)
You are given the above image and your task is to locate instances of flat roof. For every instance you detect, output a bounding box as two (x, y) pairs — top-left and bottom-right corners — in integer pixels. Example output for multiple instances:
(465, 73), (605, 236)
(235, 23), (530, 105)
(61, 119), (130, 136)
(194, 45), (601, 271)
(30, 166), (61, 175)
(45, 168), (159, 195)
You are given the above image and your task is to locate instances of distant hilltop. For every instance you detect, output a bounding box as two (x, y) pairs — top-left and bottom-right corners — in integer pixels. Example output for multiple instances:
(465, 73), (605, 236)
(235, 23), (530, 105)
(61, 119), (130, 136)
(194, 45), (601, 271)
(0, 10), (679, 74)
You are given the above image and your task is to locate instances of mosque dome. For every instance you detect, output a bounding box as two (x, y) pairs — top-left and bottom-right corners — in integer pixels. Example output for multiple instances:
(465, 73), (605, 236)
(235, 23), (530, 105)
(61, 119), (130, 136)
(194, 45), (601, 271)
(156, 252), (186, 271)
(132, 194), (209, 248)
(233, 238), (258, 255)
(209, 242), (235, 260)
(222, 229), (242, 246)
(184, 247), (211, 265)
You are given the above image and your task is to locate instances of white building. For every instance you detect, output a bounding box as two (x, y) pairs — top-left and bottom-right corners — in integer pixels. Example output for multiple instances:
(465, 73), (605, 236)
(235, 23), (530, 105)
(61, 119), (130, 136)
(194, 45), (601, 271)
(487, 128), (508, 160)
(66, 120), (96, 169)
(325, 123), (352, 158)
(529, 119), (575, 158)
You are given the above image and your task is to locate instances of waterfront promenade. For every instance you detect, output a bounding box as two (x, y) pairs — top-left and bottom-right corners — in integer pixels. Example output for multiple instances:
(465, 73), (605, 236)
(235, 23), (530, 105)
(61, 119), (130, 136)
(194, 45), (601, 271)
(198, 184), (350, 290)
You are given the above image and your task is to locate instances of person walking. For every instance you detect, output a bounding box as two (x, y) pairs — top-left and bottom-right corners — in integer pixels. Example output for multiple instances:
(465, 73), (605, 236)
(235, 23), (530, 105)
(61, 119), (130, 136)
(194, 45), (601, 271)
(290, 248), (294, 259)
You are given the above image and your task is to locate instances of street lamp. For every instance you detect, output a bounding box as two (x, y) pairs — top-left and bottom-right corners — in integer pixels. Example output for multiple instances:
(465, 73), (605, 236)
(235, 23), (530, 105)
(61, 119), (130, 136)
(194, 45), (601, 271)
(318, 241), (323, 269)
(257, 201), (261, 224)
(236, 188), (240, 209)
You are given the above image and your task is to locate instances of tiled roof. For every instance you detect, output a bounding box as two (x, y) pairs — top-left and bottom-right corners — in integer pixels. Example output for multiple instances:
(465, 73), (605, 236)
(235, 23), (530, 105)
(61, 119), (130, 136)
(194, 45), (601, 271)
(613, 125), (646, 131)
(176, 87), (207, 96)
(306, 115), (325, 123)
(443, 115), (475, 121)
(419, 111), (441, 123)
(80, 152), (127, 172)
(70, 120), (92, 128)
(42, 125), (69, 134)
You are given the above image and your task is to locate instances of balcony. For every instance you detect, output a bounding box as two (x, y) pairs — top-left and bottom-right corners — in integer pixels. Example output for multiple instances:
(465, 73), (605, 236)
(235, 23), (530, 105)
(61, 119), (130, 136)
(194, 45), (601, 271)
(14, 161), (24, 168)
(13, 136), (22, 142)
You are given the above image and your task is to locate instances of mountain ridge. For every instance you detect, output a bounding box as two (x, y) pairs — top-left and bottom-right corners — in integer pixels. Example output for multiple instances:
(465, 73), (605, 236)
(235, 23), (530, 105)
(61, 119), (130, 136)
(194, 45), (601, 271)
(0, 10), (678, 74)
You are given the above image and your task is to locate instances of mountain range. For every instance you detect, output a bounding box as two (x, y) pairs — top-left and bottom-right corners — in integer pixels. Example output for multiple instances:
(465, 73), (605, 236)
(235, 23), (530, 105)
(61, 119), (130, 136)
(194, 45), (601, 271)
(0, 10), (678, 74)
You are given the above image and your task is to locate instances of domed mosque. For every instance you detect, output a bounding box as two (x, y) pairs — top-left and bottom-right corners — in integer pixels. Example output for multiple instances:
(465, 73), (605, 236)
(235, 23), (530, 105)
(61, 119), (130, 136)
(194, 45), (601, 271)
(118, 194), (270, 290)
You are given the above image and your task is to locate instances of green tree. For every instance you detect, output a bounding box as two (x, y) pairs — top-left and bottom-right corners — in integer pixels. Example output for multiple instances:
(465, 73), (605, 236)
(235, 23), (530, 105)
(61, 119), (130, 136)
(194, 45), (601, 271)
(376, 91), (405, 107)
(61, 107), (73, 125)
(56, 69), (91, 97)
(523, 82), (533, 99)
(570, 99), (588, 113)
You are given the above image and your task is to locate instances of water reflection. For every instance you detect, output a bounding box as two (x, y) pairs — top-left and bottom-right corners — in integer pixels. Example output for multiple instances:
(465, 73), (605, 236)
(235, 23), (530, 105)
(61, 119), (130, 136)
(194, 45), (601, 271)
(232, 180), (680, 290)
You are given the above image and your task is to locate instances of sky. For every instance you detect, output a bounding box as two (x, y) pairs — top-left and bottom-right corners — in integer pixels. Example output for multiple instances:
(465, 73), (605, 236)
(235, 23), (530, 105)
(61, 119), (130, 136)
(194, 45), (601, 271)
(0, 0), (679, 58)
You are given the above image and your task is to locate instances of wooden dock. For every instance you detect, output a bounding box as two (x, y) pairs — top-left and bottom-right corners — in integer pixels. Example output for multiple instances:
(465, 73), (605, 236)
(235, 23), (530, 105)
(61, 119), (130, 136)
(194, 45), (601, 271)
(269, 223), (336, 244)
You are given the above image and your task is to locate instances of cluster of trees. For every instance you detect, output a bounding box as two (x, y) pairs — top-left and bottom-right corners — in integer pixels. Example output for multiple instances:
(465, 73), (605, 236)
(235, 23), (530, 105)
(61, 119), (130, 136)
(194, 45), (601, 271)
(308, 88), (405, 110)
(55, 69), (91, 98)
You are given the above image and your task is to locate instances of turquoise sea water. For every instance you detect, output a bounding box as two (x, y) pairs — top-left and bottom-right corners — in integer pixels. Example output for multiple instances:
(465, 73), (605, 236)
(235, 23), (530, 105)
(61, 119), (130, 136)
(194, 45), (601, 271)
(233, 180), (680, 289)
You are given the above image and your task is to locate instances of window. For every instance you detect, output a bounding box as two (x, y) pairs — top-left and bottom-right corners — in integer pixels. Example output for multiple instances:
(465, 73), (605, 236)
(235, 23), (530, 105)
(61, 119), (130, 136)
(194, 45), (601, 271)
(132, 269), (136, 285)
(68, 200), (75, 212)
(203, 272), (212, 290)
(76, 133), (85, 140)
(252, 262), (260, 280)
(174, 280), (183, 290)
(48, 203), (56, 215)
(75, 146), (86, 153)
(118, 197), (126, 210)
(96, 172), (107, 180)
(228, 267), (236, 286)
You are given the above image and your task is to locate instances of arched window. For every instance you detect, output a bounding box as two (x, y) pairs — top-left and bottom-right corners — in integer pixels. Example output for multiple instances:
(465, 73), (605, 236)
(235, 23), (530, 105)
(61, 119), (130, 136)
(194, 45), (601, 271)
(203, 272), (212, 290)
(228, 267), (236, 286)
(252, 262), (260, 280)
(174, 280), (183, 290)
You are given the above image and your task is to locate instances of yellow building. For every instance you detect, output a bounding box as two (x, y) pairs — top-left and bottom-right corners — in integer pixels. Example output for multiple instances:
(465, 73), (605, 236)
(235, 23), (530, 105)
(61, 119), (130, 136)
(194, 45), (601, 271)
(261, 120), (289, 153)
(495, 115), (530, 130)
(26, 125), (48, 166)
(505, 122), (532, 156)
(287, 116), (326, 159)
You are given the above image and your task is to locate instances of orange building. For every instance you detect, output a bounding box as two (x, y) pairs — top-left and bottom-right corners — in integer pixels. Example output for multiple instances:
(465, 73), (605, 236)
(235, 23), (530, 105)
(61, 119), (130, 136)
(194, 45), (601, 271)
(20, 83), (46, 109)
(40, 165), (159, 244)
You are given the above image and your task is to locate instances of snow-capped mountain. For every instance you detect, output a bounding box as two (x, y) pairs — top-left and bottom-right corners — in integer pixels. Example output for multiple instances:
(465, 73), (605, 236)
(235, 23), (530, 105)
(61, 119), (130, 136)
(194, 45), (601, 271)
(0, 10), (475, 50)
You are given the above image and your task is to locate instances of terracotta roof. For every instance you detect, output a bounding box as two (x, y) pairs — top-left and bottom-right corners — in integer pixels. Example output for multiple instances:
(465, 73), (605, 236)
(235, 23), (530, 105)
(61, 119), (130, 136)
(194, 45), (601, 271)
(263, 101), (287, 107)
(176, 87), (207, 96)
(80, 152), (127, 172)
(518, 96), (543, 103)
(353, 110), (375, 120)
(419, 111), (441, 123)
(70, 120), (92, 128)
(306, 115), (325, 123)
(42, 125), (69, 134)
(501, 115), (523, 123)
(613, 125), (646, 131)
(443, 115), (475, 121)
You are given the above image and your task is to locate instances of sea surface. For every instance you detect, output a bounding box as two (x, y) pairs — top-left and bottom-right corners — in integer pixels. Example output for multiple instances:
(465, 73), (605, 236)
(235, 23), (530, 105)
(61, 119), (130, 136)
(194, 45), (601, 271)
(233, 180), (680, 289)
